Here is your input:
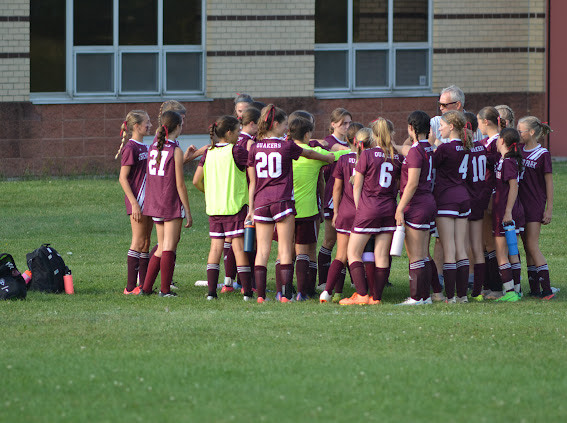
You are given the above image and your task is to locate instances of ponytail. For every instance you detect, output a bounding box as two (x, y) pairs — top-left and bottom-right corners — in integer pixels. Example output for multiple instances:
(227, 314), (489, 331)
(155, 110), (182, 165)
(518, 116), (553, 140)
(500, 128), (523, 173)
(441, 110), (471, 150)
(349, 127), (373, 185)
(209, 115), (240, 148)
(257, 104), (286, 140)
(369, 118), (395, 160)
(115, 120), (129, 159)
(115, 110), (149, 160)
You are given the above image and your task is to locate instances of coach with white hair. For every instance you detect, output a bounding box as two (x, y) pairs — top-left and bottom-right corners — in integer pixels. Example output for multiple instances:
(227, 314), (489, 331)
(430, 85), (482, 144)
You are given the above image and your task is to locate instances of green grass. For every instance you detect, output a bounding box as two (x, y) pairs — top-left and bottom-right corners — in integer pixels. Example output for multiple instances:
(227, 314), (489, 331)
(1, 165), (567, 423)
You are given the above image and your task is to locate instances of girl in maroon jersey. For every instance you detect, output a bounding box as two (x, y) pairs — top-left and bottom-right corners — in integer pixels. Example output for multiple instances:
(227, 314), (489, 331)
(116, 110), (153, 295)
(193, 115), (253, 301)
(320, 124), (368, 303)
(141, 111), (193, 297)
(518, 116), (555, 299)
(238, 107), (261, 151)
(462, 112), (490, 300)
(395, 111), (437, 305)
(246, 104), (334, 303)
(318, 108), (352, 291)
(234, 93), (254, 119)
(433, 111), (472, 303)
(491, 128), (524, 302)
(341, 118), (402, 305)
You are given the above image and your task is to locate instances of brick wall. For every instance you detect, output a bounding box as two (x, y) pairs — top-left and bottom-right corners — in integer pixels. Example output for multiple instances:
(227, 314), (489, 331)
(0, 0), (30, 102)
(0, 93), (546, 178)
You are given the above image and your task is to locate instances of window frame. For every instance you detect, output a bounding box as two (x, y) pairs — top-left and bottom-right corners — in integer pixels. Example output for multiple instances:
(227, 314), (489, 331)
(31, 0), (207, 104)
(314, 0), (433, 98)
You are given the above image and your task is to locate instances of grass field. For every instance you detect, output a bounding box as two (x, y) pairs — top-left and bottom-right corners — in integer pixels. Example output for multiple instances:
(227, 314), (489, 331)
(1, 164), (567, 423)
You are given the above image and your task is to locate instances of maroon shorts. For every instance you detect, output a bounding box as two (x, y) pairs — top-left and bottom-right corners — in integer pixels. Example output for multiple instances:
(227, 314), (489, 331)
(208, 206), (248, 239)
(524, 203), (545, 223)
(254, 200), (296, 223)
(352, 215), (396, 235)
(273, 215), (319, 244)
(334, 208), (355, 234)
(436, 199), (471, 219)
(404, 195), (436, 231)
(493, 210), (526, 237)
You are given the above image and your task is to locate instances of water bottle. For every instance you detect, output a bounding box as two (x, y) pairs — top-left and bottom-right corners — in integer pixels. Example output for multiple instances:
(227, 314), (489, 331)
(390, 225), (405, 257)
(244, 220), (255, 253)
(63, 267), (74, 294)
(503, 221), (519, 255)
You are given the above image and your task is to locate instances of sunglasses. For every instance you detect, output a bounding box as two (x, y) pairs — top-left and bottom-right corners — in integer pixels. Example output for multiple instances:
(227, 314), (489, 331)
(438, 101), (458, 108)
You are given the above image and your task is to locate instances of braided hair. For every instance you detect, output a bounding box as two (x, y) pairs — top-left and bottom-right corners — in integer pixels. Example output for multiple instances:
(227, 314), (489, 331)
(209, 115), (240, 148)
(441, 110), (472, 150)
(407, 110), (431, 142)
(155, 110), (182, 165)
(115, 110), (148, 159)
(500, 128), (523, 173)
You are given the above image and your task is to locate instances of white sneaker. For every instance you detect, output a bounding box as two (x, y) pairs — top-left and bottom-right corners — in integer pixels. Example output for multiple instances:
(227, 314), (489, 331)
(319, 290), (332, 303)
(551, 286), (560, 294)
(206, 295), (216, 301)
(316, 283), (326, 292)
(456, 296), (468, 303)
(243, 295), (253, 302)
(397, 297), (423, 306)
(431, 292), (446, 302)
(445, 297), (456, 304)
(422, 297), (433, 304)
(194, 280), (208, 287)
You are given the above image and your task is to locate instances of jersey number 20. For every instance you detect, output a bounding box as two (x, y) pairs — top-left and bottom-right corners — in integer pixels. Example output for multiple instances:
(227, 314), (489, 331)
(256, 152), (282, 178)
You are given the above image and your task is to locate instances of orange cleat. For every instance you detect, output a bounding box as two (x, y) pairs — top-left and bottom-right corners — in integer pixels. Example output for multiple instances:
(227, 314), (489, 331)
(367, 297), (381, 305)
(339, 293), (369, 305)
(220, 285), (235, 293)
(124, 286), (141, 295)
(257, 297), (265, 304)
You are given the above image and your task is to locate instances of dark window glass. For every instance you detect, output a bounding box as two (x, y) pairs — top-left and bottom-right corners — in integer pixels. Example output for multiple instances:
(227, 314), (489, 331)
(393, 0), (428, 42)
(122, 53), (159, 92)
(76, 53), (114, 93)
(119, 0), (158, 45)
(315, 0), (348, 44)
(353, 0), (388, 43)
(74, 0), (112, 46)
(164, 0), (201, 45)
(166, 52), (202, 91)
(315, 51), (348, 89)
(355, 50), (388, 87)
(396, 49), (428, 86)
(30, 0), (66, 92)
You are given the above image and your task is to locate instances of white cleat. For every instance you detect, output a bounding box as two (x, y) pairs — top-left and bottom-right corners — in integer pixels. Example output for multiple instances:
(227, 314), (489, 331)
(319, 290), (332, 303)
(397, 297), (423, 306)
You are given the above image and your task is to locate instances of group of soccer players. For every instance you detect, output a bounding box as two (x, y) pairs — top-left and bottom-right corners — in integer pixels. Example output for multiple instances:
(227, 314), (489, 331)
(117, 86), (556, 304)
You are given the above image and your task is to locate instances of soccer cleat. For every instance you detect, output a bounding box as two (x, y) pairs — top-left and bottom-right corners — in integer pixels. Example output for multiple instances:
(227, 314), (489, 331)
(422, 297), (433, 305)
(124, 286), (141, 295)
(339, 293), (369, 305)
(257, 297), (265, 304)
(316, 283), (326, 292)
(367, 297), (381, 305)
(243, 295), (253, 302)
(159, 291), (177, 297)
(332, 293), (342, 303)
(431, 292), (446, 302)
(224, 276), (235, 286)
(471, 294), (484, 302)
(206, 293), (218, 300)
(456, 296), (468, 303)
(551, 286), (560, 294)
(445, 297), (456, 304)
(233, 282), (242, 290)
(276, 292), (290, 303)
(484, 290), (504, 300)
(495, 291), (520, 302)
(397, 297), (423, 306)
(296, 293), (309, 302)
(170, 282), (179, 290)
(220, 285), (234, 293)
(319, 291), (332, 303)
(541, 292), (556, 301)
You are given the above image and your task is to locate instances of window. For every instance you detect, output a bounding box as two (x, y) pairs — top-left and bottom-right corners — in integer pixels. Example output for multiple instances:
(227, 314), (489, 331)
(315, 0), (430, 95)
(30, 0), (205, 100)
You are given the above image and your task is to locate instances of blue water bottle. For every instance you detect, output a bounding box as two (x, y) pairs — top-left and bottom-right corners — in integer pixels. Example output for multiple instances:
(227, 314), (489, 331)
(244, 220), (255, 253)
(503, 221), (519, 255)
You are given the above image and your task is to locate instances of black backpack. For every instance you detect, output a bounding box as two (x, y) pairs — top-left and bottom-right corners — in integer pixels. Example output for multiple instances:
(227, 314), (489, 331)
(0, 253), (27, 300)
(26, 244), (67, 293)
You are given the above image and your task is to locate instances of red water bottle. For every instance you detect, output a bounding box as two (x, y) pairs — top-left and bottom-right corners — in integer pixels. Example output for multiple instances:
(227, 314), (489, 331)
(64, 267), (74, 294)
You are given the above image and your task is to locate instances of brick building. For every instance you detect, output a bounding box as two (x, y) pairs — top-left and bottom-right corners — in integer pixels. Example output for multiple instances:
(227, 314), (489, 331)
(0, 0), (558, 177)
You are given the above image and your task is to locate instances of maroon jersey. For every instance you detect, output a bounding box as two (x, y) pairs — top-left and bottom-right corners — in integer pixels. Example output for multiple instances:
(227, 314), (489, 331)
(400, 140), (434, 197)
(481, 134), (500, 192)
(143, 140), (185, 220)
(520, 144), (552, 222)
(332, 152), (357, 225)
(323, 134), (348, 209)
(247, 137), (303, 208)
(198, 143), (249, 170)
(465, 141), (490, 217)
(355, 147), (402, 217)
(433, 140), (470, 206)
(237, 132), (254, 150)
(493, 157), (524, 226)
(120, 139), (148, 214)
